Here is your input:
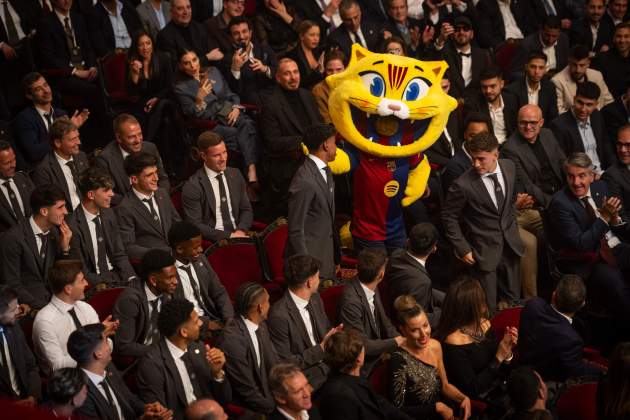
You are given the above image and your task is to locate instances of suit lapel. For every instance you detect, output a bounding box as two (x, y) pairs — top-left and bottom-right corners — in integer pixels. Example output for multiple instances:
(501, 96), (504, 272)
(225, 170), (240, 224)
(472, 174), (498, 213)
(352, 280), (379, 337)
(50, 154), (72, 203)
(130, 193), (163, 236)
(275, 89), (303, 133)
(76, 208), (97, 269)
(499, 161), (512, 215)
(237, 318), (265, 384)
(113, 147), (129, 193)
(567, 114), (585, 153)
(305, 158), (333, 212)
(198, 170), (216, 215)
(285, 295), (313, 348)
(86, 380), (118, 420)
(155, 191), (169, 236)
(160, 341), (189, 407)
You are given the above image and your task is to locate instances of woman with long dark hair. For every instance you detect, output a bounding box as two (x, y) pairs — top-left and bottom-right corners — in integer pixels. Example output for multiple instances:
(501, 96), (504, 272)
(286, 20), (324, 90)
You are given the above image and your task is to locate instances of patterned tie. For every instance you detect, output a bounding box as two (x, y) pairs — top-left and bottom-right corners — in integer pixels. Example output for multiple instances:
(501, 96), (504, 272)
(487, 173), (505, 211)
(93, 215), (109, 274)
(43, 111), (53, 131)
(147, 298), (160, 345)
(142, 197), (161, 225)
(2, 1), (19, 46)
(37, 232), (48, 260)
(2, 180), (24, 222)
(181, 264), (209, 315)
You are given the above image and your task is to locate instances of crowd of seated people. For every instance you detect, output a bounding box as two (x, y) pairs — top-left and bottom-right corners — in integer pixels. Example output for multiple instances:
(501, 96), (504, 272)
(3, 0), (630, 418)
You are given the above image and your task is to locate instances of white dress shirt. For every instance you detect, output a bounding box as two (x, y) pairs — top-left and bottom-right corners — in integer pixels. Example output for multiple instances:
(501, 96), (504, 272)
(575, 115), (603, 174)
(33, 296), (100, 375)
(481, 165), (506, 210)
(308, 154), (328, 183)
(317, 0), (342, 29)
(349, 27), (367, 48)
(204, 165), (236, 231)
(277, 407), (310, 420)
(541, 37), (557, 71)
(0, 1), (26, 46)
(0, 177), (25, 216)
(151, 1), (167, 30)
(81, 205), (113, 273)
(408, 252), (427, 267)
(165, 338), (197, 404)
(0, 326), (20, 396)
(104, 1), (131, 49)
(176, 260), (205, 317)
(457, 47), (473, 87)
(29, 216), (49, 256)
(407, 0), (425, 19)
(35, 105), (55, 131)
(242, 316), (261, 367)
(527, 80), (541, 105)
(551, 305), (573, 324)
(579, 188), (622, 248)
(488, 96), (508, 144)
(132, 188), (162, 221)
(82, 369), (123, 418)
(497, 0), (524, 39)
(359, 283), (376, 317)
(289, 291), (317, 346)
(54, 152), (81, 210)
(590, 23), (599, 49)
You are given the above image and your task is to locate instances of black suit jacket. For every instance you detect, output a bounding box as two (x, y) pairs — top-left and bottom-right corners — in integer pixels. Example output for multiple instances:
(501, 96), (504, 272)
(36, 10), (97, 75)
(0, 323), (41, 401)
(115, 187), (181, 260)
(602, 161), (630, 221)
(318, 373), (411, 420)
(95, 140), (169, 206)
(569, 17), (613, 53)
(181, 166), (252, 242)
(465, 91), (518, 138)
(68, 206), (136, 286)
(12, 106), (66, 170)
(0, 0), (35, 63)
(157, 20), (219, 68)
(530, 0), (571, 24)
(173, 257), (234, 323)
(475, 0), (535, 49)
(512, 31), (569, 75)
(87, 0), (142, 57)
(223, 43), (277, 106)
(137, 339), (232, 419)
(438, 44), (492, 101)
(601, 96), (630, 143)
(506, 76), (559, 123)
(77, 363), (145, 420)
(217, 317), (278, 414)
(0, 172), (34, 234)
(327, 21), (381, 59)
(549, 110), (615, 171)
(519, 297), (603, 381)
(339, 279), (399, 374)
(501, 129), (566, 207)
(267, 291), (330, 391)
(426, 110), (462, 167)
(442, 147), (471, 193)
(32, 151), (90, 213)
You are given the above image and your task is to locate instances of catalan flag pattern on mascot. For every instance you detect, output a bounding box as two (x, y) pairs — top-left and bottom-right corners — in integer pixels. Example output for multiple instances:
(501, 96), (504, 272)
(326, 44), (457, 248)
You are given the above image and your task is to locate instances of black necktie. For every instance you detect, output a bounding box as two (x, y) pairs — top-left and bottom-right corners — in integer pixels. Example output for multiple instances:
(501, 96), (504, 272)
(37, 232), (48, 260)
(2, 1), (19, 46)
(458, 51), (471, 57)
(351, 31), (363, 47)
(147, 298), (160, 345)
(180, 352), (202, 398)
(43, 111), (53, 131)
(0, 328), (10, 387)
(93, 215), (109, 274)
(2, 180), (24, 222)
(142, 197), (161, 225)
(181, 264), (209, 315)
(487, 173), (505, 211)
(305, 303), (321, 343)
(216, 173), (234, 232)
(68, 307), (82, 330)
(66, 160), (80, 191)
(100, 378), (121, 420)
(581, 197), (597, 223)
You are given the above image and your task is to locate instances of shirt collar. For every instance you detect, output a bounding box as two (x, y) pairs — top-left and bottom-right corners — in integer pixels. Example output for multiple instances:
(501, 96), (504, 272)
(35, 105), (53, 118)
(55, 10), (70, 24)
(204, 165), (222, 180)
(165, 337), (187, 360)
(551, 304), (573, 324)
(132, 187), (153, 202)
(573, 112), (591, 128)
(54, 151), (73, 165)
(526, 80), (541, 94)
(82, 368), (106, 386)
(483, 164), (503, 177)
(144, 283), (160, 302)
(242, 316), (259, 333)
(307, 154), (328, 171)
(489, 95), (504, 111)
(576, 187), (593, 200)
(101, 0), (122, 16)
(359, 282), (375, 301)
(118, 144), (130, 160)
(81, 204), (99, 220)
(289, 290), (310, 311)
(539, 33), (557, 48)
(51, 294), (75, 312)
(277, 407), (309, 420)
(29, 216), (47, 236)
(407, 251), (427, 267)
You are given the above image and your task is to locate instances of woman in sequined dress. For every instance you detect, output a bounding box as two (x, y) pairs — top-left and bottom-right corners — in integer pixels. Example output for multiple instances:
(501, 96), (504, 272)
(390, 295), (472, 420)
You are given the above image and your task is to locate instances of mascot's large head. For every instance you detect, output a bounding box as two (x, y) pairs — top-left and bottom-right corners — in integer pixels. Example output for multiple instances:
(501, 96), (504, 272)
(327, 44), (457, 158)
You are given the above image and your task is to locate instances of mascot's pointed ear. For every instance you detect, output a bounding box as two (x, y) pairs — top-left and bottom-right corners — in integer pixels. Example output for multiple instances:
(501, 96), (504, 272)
(349, 43), (371, 66)
(427, 62), (447, 82)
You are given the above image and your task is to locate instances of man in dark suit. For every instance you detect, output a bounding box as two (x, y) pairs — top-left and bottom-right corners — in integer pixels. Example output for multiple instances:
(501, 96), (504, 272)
(268, 363), (322, 420)
(601, 85), (630, 142)
(157, 0), (222, 68)
(530, 0), (572, 35)
(116, 151), (181, 260)
(169, 220), (234, 332)
(328, 0), (380, 58)
(68, 323), (173, 420)
(268, 255), (341, 392)
(69, 166), (136, 288)
(217, 282), (279, 414)
(569, 0), (613, 53)
(432, 16), (492, 103)
(501, 104), (566, 207)
(138, 298), (232, 419)
(442, 132), (525, 312)
(512, 17), (569, 77)
(260, 58), (323, 218)
(86, 0), (142, 57)
(32, 117), (90, 213)
(0, 286), (41, 405)
(224, 16), (277, 106)
(546, 152), (630, 321)
(475, 0), (534, 50)
(205, 0), (243, 53)
(182, 132), (251, 242)
(426, 72), (462, 168)
(112, 249), (177, 358)
(602, 123), (630, 221)
(12, 72), (88, 170)
(465, 67), (518, 145)
(519, 275), (604, 381)
(386, 223), (444, 325)
(0, 141), (34, 234)
(506, 51), (559, 124)
(550, 81), (615, 176)
(592, 23), (630, 98)
(96, 113), (169, 207)
(340, 249), (403, 375)
(287, 124), (339, 281)
(0, 185), (73, 310)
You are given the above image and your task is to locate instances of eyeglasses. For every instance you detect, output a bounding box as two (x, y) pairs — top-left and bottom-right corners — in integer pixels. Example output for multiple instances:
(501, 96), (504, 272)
(617, 141), (630, 149)
(518, 120), (541, 127)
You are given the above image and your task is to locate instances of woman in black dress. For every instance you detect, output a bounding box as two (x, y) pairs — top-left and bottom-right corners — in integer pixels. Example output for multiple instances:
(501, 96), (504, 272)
(286, 20), (325, 90)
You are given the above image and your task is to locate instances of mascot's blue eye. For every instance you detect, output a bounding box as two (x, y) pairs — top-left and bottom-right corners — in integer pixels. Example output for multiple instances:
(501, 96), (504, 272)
(403, 78), (430, 101)
(360, 72), (386, 97)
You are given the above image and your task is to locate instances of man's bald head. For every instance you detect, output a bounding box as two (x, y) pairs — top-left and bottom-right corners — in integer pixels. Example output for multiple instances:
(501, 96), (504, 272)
(517, 105), (544, 143)
(185, 399), (227, 420)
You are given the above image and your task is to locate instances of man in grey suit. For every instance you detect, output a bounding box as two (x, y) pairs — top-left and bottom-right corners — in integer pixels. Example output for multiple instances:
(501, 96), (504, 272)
(0, 185), (73, 310)
(168, 220), (234, 331)
(442, 133), (525, 312)
(340, 249), (403, 376)
(182, 131), (252, 242)
(112, 249), (178, 358)
(0, 141), (35, 234)
(32, 117), (90, 213)
(287, 123), (339, 281)
(137, 0), (171, 39)
(116, 152), (181, 260)
(96, 114), (169, 207)
(268, 255), (341, 392)
(386, 223), (445, 326)
(69, 167), (136, 289)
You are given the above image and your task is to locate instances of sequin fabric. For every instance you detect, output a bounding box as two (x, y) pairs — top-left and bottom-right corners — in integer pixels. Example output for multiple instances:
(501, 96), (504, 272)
(391, 348), (442, 408)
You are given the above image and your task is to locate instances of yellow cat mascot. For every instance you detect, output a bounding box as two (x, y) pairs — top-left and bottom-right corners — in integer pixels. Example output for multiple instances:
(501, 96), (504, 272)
(327, 44), (457, 248)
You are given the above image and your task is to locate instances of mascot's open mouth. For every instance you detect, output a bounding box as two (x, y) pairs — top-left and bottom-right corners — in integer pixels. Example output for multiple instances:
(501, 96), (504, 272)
(350, 105), (431, 147)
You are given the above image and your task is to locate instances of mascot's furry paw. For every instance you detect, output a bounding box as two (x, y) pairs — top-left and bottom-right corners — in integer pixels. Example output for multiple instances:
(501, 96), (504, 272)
(328, 149), (351, 174)
(402, 156), (430, 207)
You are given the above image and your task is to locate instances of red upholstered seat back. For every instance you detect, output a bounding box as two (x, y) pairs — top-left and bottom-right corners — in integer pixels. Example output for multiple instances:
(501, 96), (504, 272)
(262, 219), (288, 283)
(369, 360), (389, 398)
(206, 240), (264, 300)
(100, 52), (129, 99)
(495, 43), (519, 79)
(556, 383), (598, 420)
(88, 287), (126, 321)
(491, 307), (522, 342)
(320, 284), (345, 324)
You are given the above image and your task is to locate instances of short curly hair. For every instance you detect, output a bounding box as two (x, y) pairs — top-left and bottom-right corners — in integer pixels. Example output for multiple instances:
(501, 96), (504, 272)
(158, 298), (194, 337)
